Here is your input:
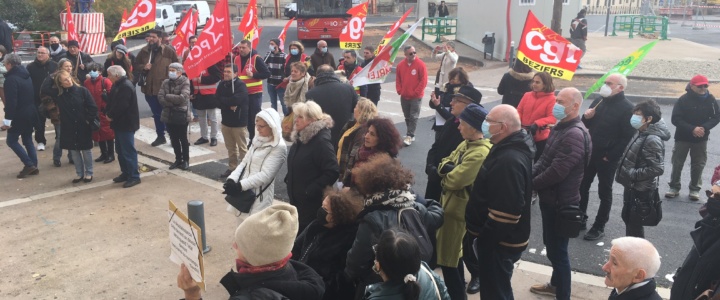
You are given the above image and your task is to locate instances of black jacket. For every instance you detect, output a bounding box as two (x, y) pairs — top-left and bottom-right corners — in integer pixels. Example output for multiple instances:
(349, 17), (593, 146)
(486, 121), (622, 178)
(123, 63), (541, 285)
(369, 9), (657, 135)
(670, 213), (720, 300)
(26, 59), (58, 105)
(286, 116), (340, 231)
(216, 78), (250, 127)
(497, 70), (533, 108)
(467, 130), (535, 253)
(0, 18), (13, 53)
(616, 120), (671, 192)
(671, 88), (720, 143)
(3, 65), (38, 132)
(292, 220), (358, 300)
(56, 85), (98, 150)
(106, 76), (140, 132)
(221, 260), (325, 300)
(189, 65), (222, 110)
(425, 116), (463, 201)
(360, 57), (381, 96)
(609, 279), (662, 300)
(62, 51), (94, 83)
(582, 91), (636, 162)
(306, 76), (358, 149)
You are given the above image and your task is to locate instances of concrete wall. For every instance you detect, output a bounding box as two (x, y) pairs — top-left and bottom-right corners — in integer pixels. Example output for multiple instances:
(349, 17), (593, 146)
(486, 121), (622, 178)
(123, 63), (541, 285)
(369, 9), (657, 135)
(457, 0), (583, 61)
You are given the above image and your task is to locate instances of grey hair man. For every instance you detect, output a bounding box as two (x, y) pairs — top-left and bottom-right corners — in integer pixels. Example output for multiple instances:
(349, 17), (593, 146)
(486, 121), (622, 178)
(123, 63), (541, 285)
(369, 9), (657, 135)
(105, 65), (141, 188)
(310, 39), (336, 72)
(602, 237), (662, 299)
(26, 46), (58, 150)
(3, 53), (40, 178)
(530, 88), (590, 299)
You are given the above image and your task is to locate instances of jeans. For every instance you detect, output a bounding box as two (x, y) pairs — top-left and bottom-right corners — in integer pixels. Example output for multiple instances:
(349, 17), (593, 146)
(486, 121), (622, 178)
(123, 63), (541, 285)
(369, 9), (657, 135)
(669, 140), (707, 192)
(221, 125), (248, 170)
(34, 111), (47, 144)
(440, 261), (467, 300)
(52, 124), (70, 163)
(197, 109), (218, 139)
(474, 238), (522, 300)
(579, 154), (620, 230)
(6, 127), (38, 167)
(69, 149), (93, 177)
(189, 101), (199, 118)
(400, 98), (421, 137)
(540, 205), (571, 300)
(167, 123), (190, 163)
(144, 95), (166, 136)
(115, 130), (140, 180)
(267, 84), (288, 115)
(247, 93), (263, 141)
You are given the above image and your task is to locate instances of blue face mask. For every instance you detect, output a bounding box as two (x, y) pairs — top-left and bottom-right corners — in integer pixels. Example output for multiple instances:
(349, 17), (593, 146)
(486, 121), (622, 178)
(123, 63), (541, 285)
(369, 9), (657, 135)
(552, 103), (567, 121)
(481, 120), (492, 138)
(290, 49), (299, 55)
(630, 114), (645, 129)
(168, 72), (178, 80)
(321, 47), (328, 53)
(89, 71), (99, 79)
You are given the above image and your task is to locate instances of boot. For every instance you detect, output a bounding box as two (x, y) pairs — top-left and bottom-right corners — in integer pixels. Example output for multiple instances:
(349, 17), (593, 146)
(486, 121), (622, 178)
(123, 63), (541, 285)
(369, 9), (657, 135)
(104, 140), (115, 164)
(95, 141), (107, 162)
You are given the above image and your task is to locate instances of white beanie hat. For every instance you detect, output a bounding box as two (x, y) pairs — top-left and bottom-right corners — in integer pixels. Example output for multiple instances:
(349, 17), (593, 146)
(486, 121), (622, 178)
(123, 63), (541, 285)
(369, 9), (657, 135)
(234, 203), (298, 266)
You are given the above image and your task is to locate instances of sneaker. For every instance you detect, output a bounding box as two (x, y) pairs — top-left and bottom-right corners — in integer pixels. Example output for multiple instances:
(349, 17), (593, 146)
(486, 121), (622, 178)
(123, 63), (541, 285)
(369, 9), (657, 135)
(194, 137), (209, 145)
(530, 283), (556, 296)
(151, 136), (167, 147)
(665, 188), (680, 198)
(689, 190), (701, 201)
(37, 143), (46, 151)
(17, 166), (38, 178)
(403, 136), (414, 146)
(584, 226), (605, 241)
(210, 138), (218, 147)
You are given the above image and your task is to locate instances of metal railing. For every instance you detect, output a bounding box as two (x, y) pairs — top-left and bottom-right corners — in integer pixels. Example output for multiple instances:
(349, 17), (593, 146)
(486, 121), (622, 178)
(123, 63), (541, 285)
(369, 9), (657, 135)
(611, 14), (669, 40)
(421, 17), (457, 43)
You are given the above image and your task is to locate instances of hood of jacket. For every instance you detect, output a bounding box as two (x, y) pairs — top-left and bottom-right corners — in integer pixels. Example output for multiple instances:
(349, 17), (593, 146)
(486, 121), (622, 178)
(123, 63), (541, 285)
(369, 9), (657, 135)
(255, 108), (283, 147)
(644, 118), (671, 141)
(292, 114), (334, 144)
(7, 65), (31, 79)
(509, 69), (534, 81)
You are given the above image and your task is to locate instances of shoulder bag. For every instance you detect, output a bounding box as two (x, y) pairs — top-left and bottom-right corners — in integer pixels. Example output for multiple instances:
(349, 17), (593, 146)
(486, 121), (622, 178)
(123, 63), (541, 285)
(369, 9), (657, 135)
(224, 155), (274, 213)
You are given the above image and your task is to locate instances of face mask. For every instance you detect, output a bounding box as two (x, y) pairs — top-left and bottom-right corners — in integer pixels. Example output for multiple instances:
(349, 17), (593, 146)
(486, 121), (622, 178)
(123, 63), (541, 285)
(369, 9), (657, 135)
(481, 120), (492, 138)
(321, 47), (328, 53)
(89, 71), (99, 79)
(168, 72), (178, 80)
(599, 84), (613, 97)
(50, 44), (60, 51)
(316, 207), (329, 226)
(269, 45), (276, 52)
(290, 49), (299, 55)
(630, 115), (645, 129)
(552, 103), (567, 120)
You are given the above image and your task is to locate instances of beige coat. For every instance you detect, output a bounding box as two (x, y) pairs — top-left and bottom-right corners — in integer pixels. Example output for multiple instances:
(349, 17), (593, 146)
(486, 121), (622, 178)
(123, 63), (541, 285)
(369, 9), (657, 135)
(435, 51), (458, 90)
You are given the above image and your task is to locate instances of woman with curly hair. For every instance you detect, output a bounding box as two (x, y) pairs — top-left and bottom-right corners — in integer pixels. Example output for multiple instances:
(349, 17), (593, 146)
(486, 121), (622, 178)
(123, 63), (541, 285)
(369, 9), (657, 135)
(353, 117), (402, 167)
(293, 188), (365, 300)
(338, 98), (378, 186)
(345, 154), (444, 299)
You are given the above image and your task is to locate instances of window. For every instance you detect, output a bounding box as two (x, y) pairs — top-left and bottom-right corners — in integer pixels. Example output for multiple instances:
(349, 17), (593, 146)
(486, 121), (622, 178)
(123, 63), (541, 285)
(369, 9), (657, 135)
(519, 0), (536, 6)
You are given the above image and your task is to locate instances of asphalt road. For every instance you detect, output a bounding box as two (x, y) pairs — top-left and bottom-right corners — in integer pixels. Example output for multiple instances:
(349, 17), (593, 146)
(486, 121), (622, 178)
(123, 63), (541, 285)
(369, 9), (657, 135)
(98, 16), (719, 288)
(586, 13), (720, 48)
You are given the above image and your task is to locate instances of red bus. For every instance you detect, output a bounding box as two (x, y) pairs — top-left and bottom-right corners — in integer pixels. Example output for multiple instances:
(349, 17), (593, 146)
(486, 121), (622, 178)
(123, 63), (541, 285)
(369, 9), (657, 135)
(296, 0), (352, 41)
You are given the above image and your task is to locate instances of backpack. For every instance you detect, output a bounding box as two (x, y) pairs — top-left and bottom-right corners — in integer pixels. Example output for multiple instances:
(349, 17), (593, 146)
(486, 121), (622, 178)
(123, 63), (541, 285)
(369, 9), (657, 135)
(397, 207), (433, 262)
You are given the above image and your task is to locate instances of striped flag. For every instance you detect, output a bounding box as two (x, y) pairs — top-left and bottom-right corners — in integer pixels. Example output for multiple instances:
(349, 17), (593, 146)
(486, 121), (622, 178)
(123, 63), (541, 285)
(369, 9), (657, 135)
(353, 19), (422, 87)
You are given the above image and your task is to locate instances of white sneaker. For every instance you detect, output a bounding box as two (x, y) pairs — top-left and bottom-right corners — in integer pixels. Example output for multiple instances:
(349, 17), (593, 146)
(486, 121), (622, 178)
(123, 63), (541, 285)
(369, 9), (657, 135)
(37, 143), (45, 151)
(403, 136), (414, 146)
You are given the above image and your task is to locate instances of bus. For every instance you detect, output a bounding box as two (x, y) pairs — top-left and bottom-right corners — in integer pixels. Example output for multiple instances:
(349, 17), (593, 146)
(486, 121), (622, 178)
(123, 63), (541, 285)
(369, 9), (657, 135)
(296, 0), (353, 41)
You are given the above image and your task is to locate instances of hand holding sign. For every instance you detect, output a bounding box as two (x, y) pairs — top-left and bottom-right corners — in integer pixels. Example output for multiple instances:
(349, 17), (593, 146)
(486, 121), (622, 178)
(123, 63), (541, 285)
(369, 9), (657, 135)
(168, 201), (205, 291)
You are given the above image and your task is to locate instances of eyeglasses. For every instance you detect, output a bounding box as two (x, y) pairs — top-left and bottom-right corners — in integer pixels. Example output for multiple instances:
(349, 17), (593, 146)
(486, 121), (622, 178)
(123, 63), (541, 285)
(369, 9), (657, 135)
(485, 118), (504, 124)
(696, 84), (709, 89)
(407, 52), (416, 56)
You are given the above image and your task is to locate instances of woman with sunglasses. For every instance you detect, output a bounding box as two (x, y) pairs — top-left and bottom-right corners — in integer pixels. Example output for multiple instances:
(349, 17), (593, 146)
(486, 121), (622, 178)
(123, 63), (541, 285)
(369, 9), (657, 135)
(83, 62), (115, 164)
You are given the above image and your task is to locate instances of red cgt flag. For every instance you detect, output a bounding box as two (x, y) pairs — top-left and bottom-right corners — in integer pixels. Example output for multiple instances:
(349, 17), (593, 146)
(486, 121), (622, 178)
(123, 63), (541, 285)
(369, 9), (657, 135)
(183, 0), (233, 79)
(120, 9), (128, 44)
(114, 0), (157, 41)
(278, 18), (294, 50)
(340, 2), (368, 49)
(173, 9), (198, 58)
(238, 0), (257, 38)
(516, 10), (582, 80)
(65, 1), (79, 44)
(252, 27), (263, 50)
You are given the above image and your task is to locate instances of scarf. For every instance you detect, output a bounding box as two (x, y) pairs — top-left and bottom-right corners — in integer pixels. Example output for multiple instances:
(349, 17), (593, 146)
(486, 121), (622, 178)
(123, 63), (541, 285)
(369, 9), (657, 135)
(365, 186), (416, 208)
(337, 123), (360, 162)
(236, 253), (292, 274)
(313, 71), (342, 87)
(284, 73), (309, 107)
(356, 146), (379, 165)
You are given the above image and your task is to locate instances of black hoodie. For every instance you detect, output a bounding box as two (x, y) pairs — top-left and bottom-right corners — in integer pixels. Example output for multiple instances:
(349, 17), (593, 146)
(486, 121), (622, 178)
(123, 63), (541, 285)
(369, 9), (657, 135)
(671, 87), (720, 143)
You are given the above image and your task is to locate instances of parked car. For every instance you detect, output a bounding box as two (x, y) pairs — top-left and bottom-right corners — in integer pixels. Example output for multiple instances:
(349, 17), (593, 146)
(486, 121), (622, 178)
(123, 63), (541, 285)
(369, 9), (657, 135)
(172, 1), (211, 27)
(156, 4), (177, 34)
(284, 3), (297, 19)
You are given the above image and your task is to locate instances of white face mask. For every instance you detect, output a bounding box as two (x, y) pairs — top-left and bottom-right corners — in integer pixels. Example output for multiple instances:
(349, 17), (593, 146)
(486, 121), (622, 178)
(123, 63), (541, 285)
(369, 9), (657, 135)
(168, 71), (178, 80)
(598, 84), (613, 97)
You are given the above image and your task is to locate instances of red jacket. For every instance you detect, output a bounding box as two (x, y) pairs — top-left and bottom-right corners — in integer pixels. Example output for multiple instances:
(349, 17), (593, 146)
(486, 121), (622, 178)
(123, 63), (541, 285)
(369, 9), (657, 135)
(84, 76), (115, 142)
(395, 58), (428, 100)
(517, 91), (557, 142)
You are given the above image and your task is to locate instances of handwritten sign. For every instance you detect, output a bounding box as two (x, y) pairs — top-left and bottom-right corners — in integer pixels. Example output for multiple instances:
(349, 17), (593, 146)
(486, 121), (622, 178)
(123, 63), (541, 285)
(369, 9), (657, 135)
(168, 200), (205, 290)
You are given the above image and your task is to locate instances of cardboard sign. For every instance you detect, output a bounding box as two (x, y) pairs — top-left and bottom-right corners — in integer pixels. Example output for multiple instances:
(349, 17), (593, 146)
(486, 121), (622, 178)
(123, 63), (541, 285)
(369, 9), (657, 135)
(517, 10), (582, 81)
(168, 200), (205, 291)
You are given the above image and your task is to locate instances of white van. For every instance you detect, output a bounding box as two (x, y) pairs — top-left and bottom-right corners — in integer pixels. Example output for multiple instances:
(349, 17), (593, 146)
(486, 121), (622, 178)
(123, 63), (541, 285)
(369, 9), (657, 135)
(172, 1), (212, 28)
(156, 4), (177, 34)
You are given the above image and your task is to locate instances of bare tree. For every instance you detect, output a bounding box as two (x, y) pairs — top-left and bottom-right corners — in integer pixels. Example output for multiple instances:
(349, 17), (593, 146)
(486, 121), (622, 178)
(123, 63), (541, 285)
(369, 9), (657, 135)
(551, 0), (563, 35)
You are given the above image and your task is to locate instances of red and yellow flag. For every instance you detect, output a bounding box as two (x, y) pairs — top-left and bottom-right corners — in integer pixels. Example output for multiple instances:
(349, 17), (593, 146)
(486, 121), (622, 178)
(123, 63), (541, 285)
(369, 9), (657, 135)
(238, 0), (257, 40)
(278, 18), (295, 50)
(516, 10), (582, 80)
(114, 0), (157, 41)
(340, 2), (368, 50)
(65, 1), (79, 43)
(375, 7), (412, 55)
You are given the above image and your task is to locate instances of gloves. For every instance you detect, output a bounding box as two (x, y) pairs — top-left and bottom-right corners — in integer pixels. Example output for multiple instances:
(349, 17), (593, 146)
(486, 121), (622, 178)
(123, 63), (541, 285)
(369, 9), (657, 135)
(425, 164), (438, 176)
(439, 163), (456, 175)
(223, 179), (241, 196)
(529, 123), (538, 136)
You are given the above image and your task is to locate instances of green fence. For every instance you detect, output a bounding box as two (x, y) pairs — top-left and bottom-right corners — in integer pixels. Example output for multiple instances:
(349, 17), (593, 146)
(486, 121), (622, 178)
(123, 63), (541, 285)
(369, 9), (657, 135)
(612, 14), (669, 40)
(422, 17), (457, 43)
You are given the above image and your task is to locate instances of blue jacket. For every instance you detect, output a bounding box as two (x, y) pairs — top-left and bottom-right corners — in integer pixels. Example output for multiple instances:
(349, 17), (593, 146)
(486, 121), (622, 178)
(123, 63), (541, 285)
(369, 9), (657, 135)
(3, 65), (38, 132)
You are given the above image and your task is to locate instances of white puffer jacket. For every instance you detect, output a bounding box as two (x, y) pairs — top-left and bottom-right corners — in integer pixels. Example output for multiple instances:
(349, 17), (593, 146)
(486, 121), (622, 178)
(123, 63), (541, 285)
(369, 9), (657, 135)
(227, 108), (288, 222)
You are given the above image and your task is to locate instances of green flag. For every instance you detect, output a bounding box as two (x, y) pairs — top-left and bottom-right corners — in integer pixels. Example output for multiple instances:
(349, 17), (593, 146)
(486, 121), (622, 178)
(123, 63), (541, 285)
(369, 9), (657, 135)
(584, 41), (658, 99)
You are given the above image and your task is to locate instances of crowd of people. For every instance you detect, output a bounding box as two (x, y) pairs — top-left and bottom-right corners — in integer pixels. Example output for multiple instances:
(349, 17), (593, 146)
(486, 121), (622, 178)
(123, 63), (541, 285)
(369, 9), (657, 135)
(2, 26), (720, 300)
